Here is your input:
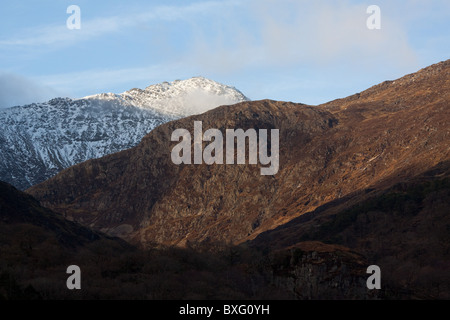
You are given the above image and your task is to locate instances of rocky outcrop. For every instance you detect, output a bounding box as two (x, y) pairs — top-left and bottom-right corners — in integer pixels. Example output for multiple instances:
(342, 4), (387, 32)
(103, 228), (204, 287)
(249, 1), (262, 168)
(270, 242), (376, 300)
(252, 163), (450, 299)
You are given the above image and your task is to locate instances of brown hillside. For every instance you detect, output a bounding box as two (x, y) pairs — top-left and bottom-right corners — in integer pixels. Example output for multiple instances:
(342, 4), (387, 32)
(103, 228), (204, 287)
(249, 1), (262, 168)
(27, 60), (450, 248)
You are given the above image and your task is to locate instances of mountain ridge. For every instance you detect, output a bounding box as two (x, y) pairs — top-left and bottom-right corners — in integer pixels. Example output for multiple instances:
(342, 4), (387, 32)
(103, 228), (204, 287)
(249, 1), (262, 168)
(0, 77), (248, 190)
(27, 60), (450, 248)
(84, 76), (248, 117)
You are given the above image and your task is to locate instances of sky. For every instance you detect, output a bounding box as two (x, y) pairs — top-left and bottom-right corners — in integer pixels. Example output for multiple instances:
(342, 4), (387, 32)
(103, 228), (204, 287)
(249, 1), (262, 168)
(0, 0), (449, 108)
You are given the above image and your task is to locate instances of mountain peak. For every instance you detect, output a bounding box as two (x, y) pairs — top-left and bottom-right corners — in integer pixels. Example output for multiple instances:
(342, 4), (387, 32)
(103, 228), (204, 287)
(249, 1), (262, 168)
(83, 77), (249, 117)
(1, 77), (248, 190)
(128, 76), (249, 116)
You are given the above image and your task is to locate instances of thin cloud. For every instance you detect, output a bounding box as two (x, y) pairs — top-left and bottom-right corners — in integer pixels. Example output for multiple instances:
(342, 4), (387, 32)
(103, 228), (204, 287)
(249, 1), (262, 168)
(0, 17), (119, 47)
(0, 1), (240, 48)
(35, 64), (188, 98)
(0, 0), (429, 102)
(187, 0), (418, 72)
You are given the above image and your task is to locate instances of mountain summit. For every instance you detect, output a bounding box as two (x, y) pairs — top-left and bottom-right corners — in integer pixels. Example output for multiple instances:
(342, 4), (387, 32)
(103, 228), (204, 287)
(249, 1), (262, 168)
(85, 76), (248, 117)
(0, 77), (248, 190)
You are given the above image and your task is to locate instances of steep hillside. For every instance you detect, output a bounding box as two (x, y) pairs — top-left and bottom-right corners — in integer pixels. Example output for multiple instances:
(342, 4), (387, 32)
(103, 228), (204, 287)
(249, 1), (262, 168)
(250, 161), (450, 298)
(27, 60), (450, 249)
(0, 180), (132, 299)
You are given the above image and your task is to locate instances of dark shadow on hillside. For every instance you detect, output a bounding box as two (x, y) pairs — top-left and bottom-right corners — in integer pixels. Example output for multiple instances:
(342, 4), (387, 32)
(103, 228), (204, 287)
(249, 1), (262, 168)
(249, 161), (450, 299)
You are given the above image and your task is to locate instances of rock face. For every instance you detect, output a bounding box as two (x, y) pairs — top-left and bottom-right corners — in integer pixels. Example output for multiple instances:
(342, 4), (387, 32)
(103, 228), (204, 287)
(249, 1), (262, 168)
(0, 77), (248, 190)
(252, 162), (450, 299)
(270, 242), (374, 300)
(27, 60), (450, 249)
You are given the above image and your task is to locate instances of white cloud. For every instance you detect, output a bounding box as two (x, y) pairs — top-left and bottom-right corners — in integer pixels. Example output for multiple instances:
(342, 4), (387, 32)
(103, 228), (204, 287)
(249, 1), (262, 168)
(0, 0), (420, 72)
(186, 0), (418, 72)
(167, 88), (244, 115)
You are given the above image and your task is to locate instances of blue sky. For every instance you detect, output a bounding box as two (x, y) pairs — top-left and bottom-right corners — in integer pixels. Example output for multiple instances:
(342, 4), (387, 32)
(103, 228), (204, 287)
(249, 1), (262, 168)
(0, 0), (449, 108)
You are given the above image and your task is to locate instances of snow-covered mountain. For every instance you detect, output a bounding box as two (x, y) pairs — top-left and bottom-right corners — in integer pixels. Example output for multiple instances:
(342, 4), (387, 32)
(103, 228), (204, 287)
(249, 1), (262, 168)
(87, 76), (247, 116)
(0, 77), (248, 190)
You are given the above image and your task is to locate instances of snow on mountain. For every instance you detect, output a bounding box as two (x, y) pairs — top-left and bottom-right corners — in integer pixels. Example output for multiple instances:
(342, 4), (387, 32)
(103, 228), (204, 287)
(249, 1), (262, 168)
(85, 76), (248, 116)
(0, 77), (248, 190)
